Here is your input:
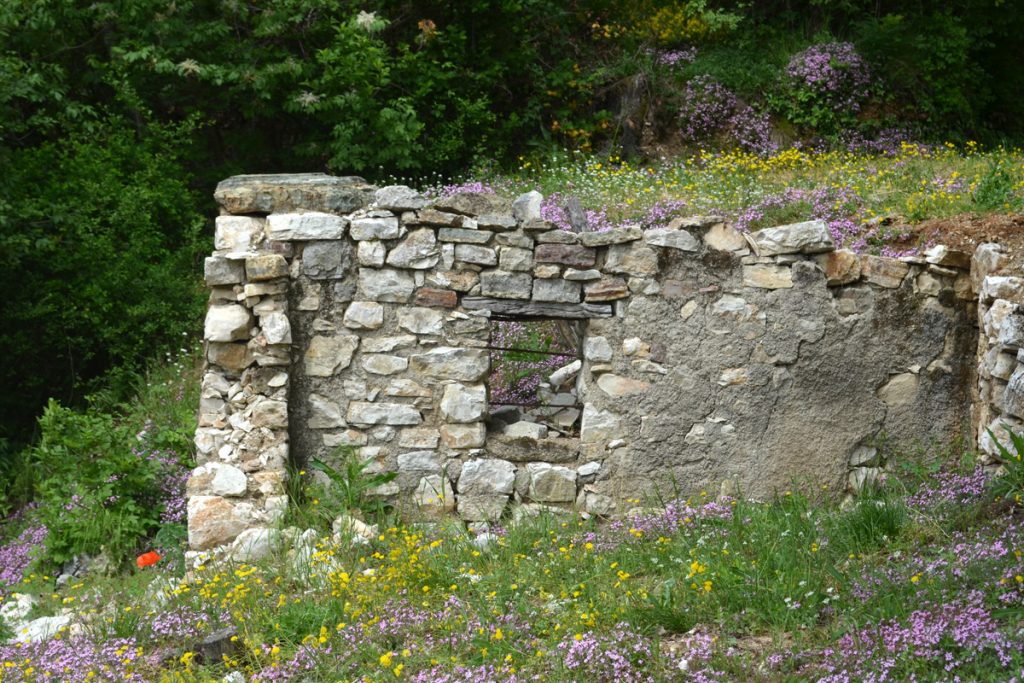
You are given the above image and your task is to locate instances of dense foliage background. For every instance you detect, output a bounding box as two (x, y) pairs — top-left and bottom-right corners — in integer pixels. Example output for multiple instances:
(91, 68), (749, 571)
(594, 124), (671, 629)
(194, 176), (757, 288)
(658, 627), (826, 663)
(2, 0), (1023, 492)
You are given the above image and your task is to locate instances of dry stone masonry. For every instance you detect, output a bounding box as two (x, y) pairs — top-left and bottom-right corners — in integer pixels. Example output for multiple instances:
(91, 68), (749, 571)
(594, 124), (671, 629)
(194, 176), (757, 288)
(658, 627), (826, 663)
(191, 173), (984, 551)
(972, 243), (1024, 461)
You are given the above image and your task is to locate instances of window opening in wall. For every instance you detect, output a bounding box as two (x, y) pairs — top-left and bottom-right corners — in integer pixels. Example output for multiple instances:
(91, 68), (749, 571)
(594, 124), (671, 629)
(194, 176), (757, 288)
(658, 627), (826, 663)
(486, 318), (584, 437)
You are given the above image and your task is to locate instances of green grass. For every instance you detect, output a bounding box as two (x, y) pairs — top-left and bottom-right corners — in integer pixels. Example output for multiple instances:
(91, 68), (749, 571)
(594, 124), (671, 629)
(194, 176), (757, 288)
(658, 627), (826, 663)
(5, 455), (1022, 682)
(395, 143), (1024, 255)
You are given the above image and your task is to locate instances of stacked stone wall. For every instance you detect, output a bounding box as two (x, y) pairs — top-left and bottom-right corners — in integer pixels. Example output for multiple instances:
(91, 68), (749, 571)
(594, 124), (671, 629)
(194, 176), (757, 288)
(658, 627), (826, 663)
(973, 243), (1024, 461)
(190, 173), (979, 551)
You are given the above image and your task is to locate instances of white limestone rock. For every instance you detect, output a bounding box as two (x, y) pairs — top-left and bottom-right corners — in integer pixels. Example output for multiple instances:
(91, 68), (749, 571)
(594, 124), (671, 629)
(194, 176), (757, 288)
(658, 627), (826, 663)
(644, 228), (700, 251)
(526, 463), (577, 502)
(504, 421), (548, 440)
(440, 383), (487, 423)
(387, 228), (440, 269)
(343, 301), (385, 330)
(397, 307), (444, 335)
(350, 215), (399, 240)
(512, 191), (544, 222)
(304, 335), (359, 376)
(205, 305), (253, 342)
(357, 268), (415, 303)
(375, 185), (430, 211)
(361, 354), (409, 376)
(308, 393), (344, 428)
(215, 216), (264, 252)
(267, 212), (346, 241)
(347, 402), (422, 425)
(750, 219), (833, 255)
(410, 347), (489, 382)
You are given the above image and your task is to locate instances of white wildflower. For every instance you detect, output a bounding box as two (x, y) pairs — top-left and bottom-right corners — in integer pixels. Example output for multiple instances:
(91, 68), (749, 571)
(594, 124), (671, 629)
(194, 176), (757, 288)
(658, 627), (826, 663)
(355, 10), (379, 32)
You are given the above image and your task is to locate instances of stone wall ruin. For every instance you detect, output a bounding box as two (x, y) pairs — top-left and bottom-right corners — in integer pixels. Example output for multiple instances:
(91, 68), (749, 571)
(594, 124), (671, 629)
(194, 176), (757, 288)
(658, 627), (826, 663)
(189, 173), (984, 552)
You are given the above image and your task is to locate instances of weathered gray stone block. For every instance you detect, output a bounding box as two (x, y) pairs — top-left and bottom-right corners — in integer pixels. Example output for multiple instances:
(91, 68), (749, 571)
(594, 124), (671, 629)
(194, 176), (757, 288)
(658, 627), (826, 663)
(304, 335), (359, 376)
(357, 268), (415, 302)
(214, 174), (373, 214)
(350, 215), (399, 240)
(302, 241), (351, 279)
(187, 463), (248, 497)
(457, 495), (509, 522)
(580, 226), (643, 247)
(564, 268), (601, 281)
(477, 213), (518, 231)
(387, 229), (439, 269)
(534, 244), (596, 268)
(505, 421), (548, 439)
(214, 216), (264, 252)
(604, 242), (659, 276)
(526, 463), (577, 502)
(861, 256), (909, 289)
(250, 398), (289, 428)
(459, 459), (516, 495)
(437, 227), (492, 244)
(266, 212), (347, 241)
(643, 228), (700, 251)
(347, 402), (422, 425)
(584, 336), (613, 362)
(455, 244), (498, 266)
(499, 247), (534, 272)
(580, 404), (623, 444)
(479, 271), (533, 299)
(703, 223), (747, 251)
(399, 428), (441, 449)
(384, 378), (432, 397)
(357, 240), (386, 266)
(486, 435), (579, 463)
(1003, 366), (1024, 418)
(361, 355), (409, 375)
(362, 335), (417, 353)
(246, 254), (288, 281)
(375, 185), (429, 211)
(410, 347), (489, 381)
(413, 475), (455, 512)
(397, 307), (444, 335)
(512, 191), (543, 222)
(440, 383), (487, 423)
(259, 312), (291, 344)
(440, 423), (486, 449)
(924, 244), (971, 270)
(343, 301), (384, 330)
(205, 305), (253, 342)
(532, 278), (581, 303)
(205, 257), (246, 286)
(750, 220), (833, 255)
(308, 394), (344, 428)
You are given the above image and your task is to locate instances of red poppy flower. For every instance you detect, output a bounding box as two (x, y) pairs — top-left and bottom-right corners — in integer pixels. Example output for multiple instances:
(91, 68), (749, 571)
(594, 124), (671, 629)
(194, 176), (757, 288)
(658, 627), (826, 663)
(136, 551), (161, 568)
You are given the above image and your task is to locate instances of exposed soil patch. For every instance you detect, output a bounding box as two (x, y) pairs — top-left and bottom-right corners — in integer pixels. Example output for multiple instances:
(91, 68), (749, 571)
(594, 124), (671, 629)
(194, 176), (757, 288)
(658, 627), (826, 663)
(893, 212), (1024, 259)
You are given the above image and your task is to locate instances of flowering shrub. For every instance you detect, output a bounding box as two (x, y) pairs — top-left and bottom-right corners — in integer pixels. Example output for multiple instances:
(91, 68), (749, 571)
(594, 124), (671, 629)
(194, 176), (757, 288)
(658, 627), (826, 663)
(813, 592), (1017, 681)
(27, 401), (192, 567)
(0, 522), (47, 594)
(0, 636), (148, 682)
(779, 41), (873, 135)
(653, 47), (698, 68)
(559, 623), (655, 682)
(678, 75), (777, 156)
